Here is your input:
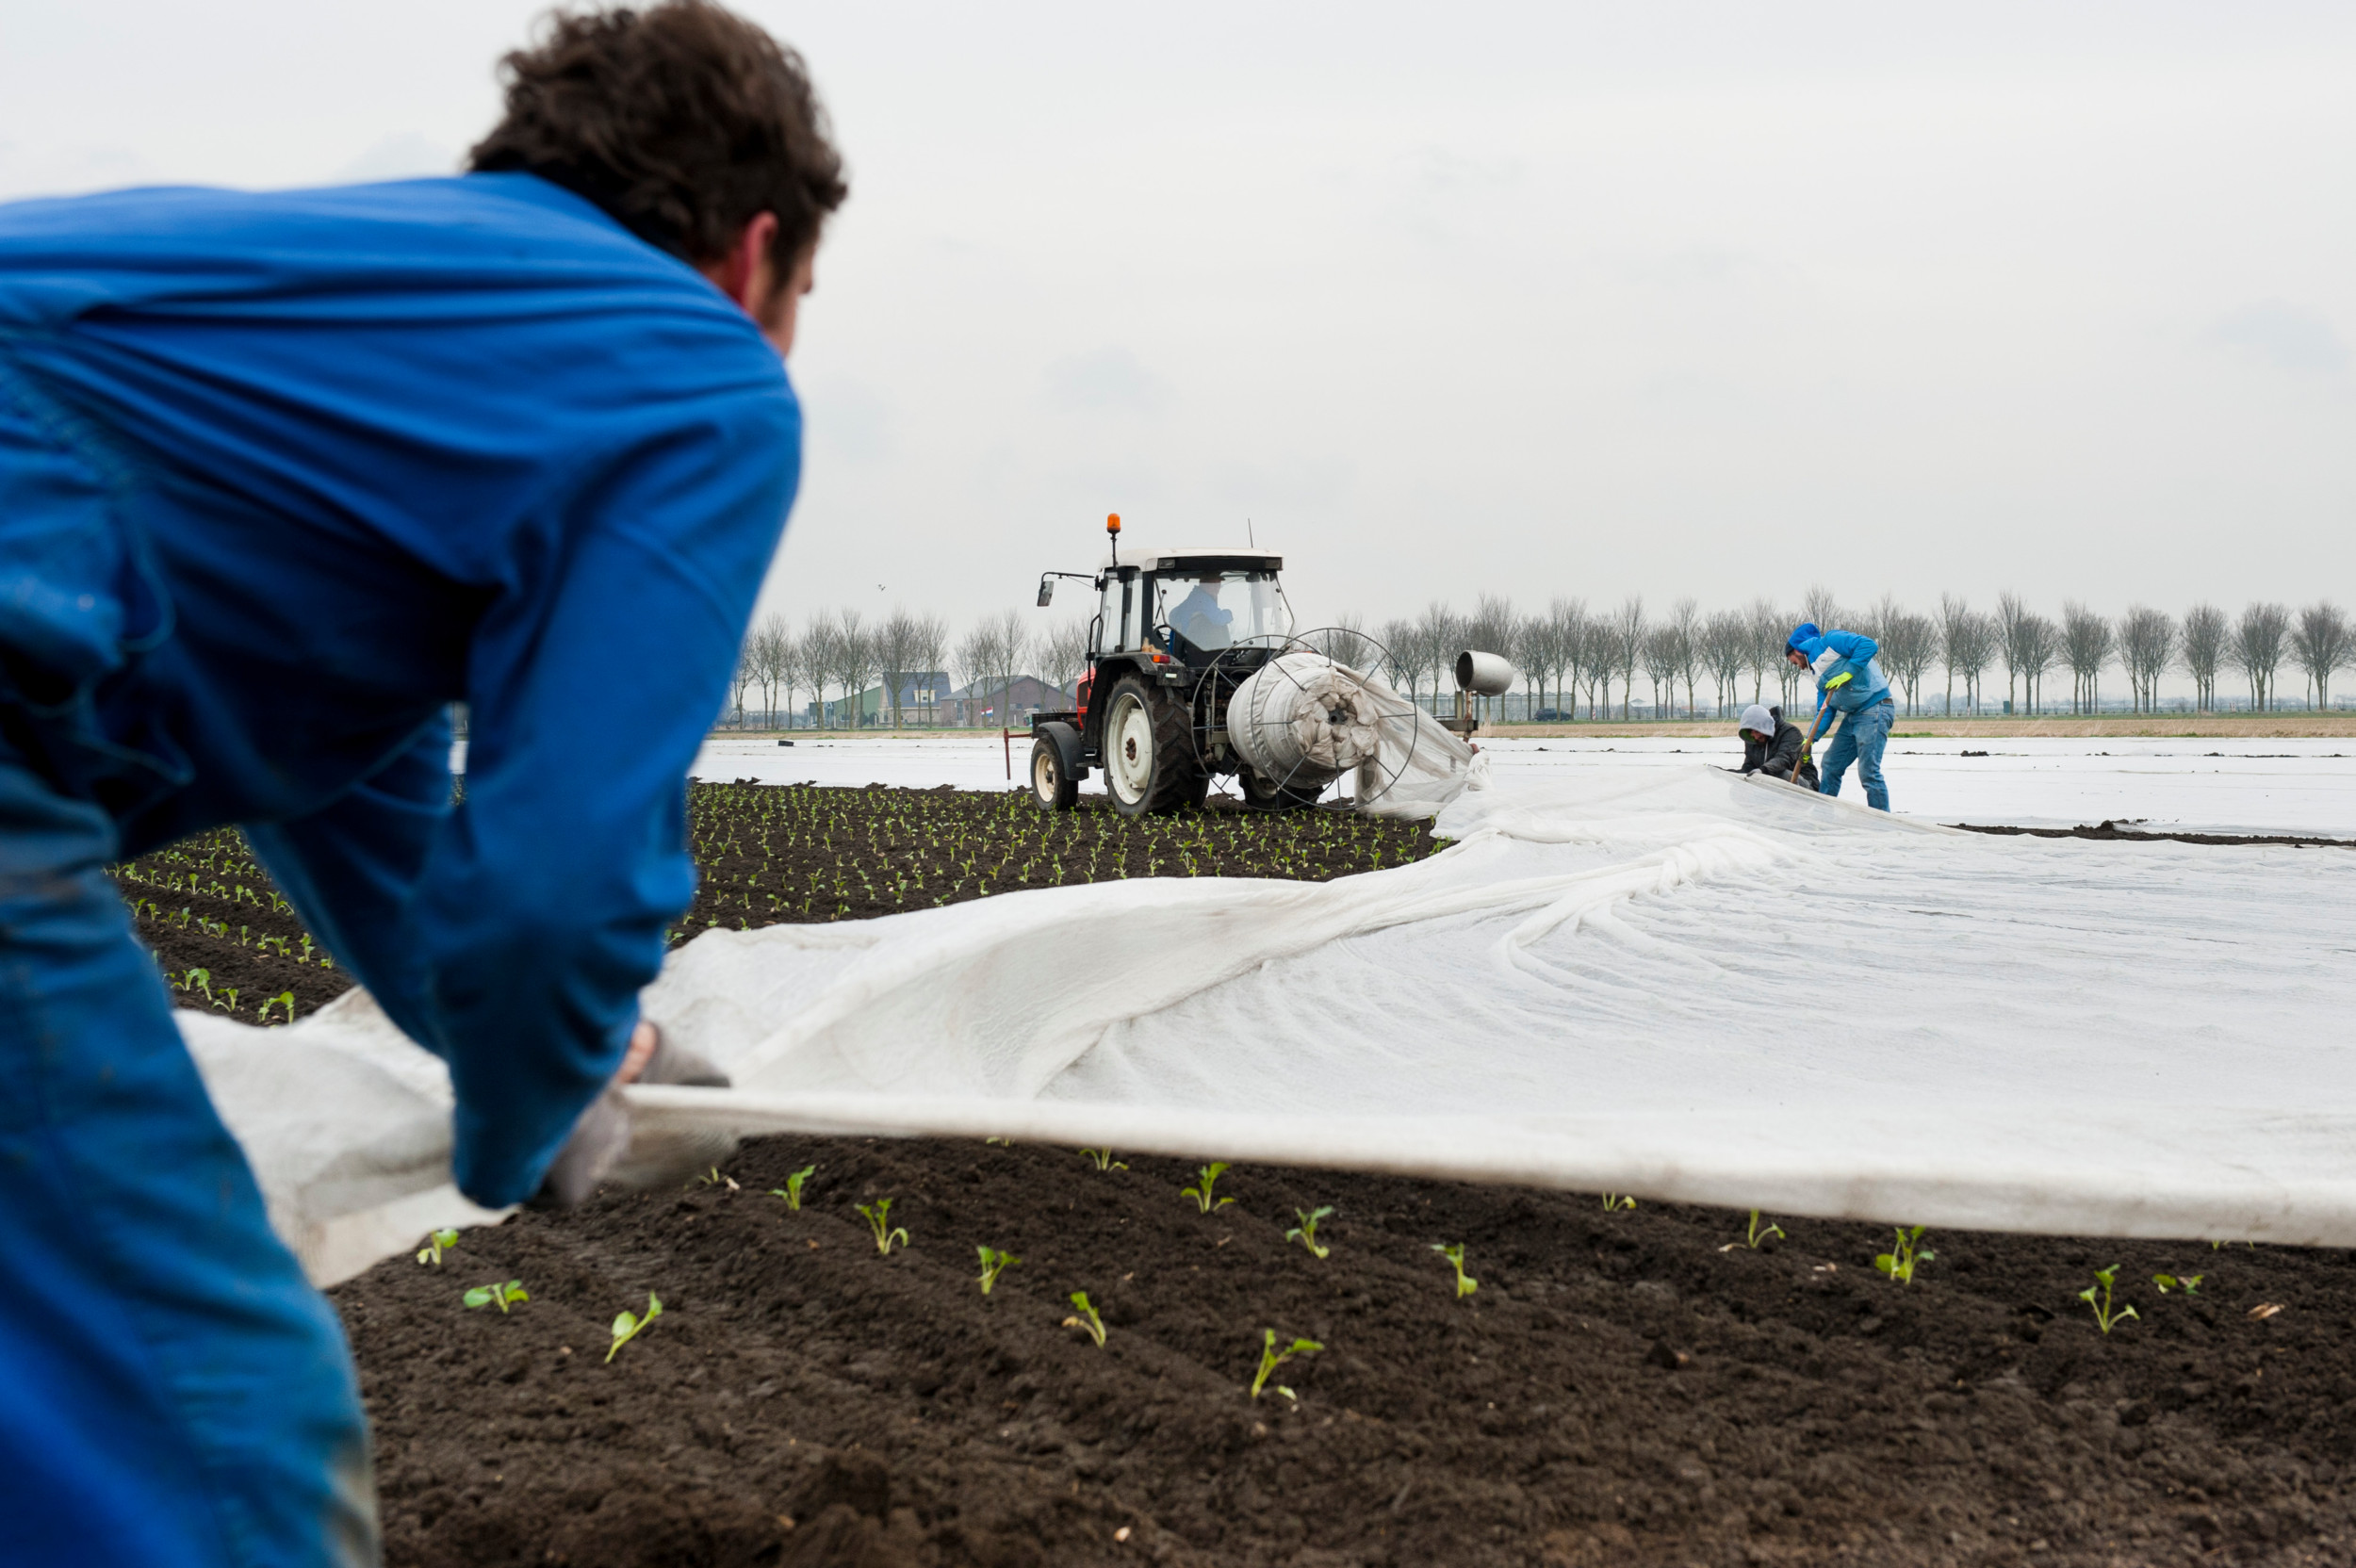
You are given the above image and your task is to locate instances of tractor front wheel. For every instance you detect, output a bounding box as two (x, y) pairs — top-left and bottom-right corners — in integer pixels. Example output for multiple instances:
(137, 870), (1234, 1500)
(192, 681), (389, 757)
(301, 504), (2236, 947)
(1029, 734), (1078, 810)
(1102, 677), (1203, 816)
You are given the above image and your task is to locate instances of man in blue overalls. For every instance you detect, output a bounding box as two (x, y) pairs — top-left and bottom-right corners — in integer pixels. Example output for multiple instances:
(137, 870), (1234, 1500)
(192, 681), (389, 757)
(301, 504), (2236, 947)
(1786, 621), (1897, 810)
(0, 5), (843, 1561)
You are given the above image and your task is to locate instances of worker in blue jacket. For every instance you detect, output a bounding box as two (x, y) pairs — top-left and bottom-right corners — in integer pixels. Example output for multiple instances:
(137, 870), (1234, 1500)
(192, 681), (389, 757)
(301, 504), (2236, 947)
(1785, 622), (1896, 810)
(0, 5), (843, 1563)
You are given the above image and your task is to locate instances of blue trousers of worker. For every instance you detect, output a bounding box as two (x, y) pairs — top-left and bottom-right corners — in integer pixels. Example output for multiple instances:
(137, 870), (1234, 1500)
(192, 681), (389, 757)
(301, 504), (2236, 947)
(1817, 696), (1895, 811)
(0, 749), (378, 1567)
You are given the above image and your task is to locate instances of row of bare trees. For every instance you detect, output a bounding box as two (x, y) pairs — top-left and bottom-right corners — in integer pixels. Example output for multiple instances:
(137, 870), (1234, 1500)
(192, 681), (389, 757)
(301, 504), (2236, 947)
(1344, 592), (2353, 719)
(729, 607), (1103, 728)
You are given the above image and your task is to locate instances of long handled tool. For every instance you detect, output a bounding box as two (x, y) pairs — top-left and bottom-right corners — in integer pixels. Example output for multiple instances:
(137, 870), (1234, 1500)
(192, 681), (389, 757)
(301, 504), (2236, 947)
(1800, 704), (1846, 763)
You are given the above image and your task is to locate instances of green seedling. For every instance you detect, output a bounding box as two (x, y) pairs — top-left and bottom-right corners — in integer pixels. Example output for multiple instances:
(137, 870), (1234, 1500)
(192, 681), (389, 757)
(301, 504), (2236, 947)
(2081, 1265), (2139, 1333)
(768, 1165), (817, 1211)
(1250, 1328), (1324, 1401)
(1063, 1291), (1106, 1348)
(465, 1280), (529, 1315)
(1181, 1162), (1235, 1213)
(1079, 1147), (1128, 1171)
(607, 1293), (663, 1362)
(2153, 1272), (2203, 1296)
(1431, 1241), (1478, 1299)
(1285, 1205), (1334, 1260)
(694, 1165), (739, 1191)
(264, 990), (297, 1025)
(415, 1227), (459, 1266)
(1744, 1210), (1785, 1250)
(185, 967), (213, 1002)
(858, 1199), (909, 1255)
(1601, 1193), (1636, 1212)
(976, 1246), (1020, 1297)
(1874, 1226), (1935, 1285)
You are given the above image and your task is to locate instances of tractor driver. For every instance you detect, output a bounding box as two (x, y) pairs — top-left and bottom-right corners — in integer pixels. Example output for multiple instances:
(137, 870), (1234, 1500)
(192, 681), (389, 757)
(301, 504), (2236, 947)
(1167, 573), (1236, 651)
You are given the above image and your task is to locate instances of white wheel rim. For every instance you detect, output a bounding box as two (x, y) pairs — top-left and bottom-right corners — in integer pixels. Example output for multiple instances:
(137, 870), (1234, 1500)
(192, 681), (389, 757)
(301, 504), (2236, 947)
(1033, 748), (1059, 799)
(1108, 694), (1154, 802)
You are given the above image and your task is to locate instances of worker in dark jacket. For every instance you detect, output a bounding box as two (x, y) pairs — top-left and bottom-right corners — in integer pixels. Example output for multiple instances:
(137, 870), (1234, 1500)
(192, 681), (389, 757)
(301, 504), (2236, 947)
(0, 6), (843, 1563)
(1738, 703), (1821, 790)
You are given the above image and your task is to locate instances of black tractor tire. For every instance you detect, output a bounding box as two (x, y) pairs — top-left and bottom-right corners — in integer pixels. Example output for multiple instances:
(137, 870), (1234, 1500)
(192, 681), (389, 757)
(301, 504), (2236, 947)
(1239, 766), (1325, 811)
(1101, 675), (1204, 816)
(1029, 734), (1079, 811)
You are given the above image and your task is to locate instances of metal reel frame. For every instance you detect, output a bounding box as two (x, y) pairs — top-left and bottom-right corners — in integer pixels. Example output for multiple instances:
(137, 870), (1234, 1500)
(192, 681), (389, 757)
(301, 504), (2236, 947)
(1186, 628), (1433, 809)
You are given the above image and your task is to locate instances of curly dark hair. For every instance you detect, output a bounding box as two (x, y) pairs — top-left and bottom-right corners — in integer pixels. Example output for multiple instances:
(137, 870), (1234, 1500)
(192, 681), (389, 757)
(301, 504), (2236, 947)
(469, 1), (845, 267)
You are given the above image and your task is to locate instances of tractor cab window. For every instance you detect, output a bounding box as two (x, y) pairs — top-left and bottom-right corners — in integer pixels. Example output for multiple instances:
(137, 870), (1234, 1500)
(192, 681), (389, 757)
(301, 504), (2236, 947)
(1153, 571), (1289, 653)
(1099, 569), (1144, 652)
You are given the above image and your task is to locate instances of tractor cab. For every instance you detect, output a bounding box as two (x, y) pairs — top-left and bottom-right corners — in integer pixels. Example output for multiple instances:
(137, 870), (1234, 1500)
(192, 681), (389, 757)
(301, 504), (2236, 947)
(1030, 515), (1304, 815)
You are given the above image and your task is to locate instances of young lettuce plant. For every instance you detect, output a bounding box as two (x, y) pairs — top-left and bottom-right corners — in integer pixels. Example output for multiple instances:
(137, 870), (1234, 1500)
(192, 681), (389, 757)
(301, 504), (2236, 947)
(2153, 1272), (2203, 1296)
(858, 1199), (910, 1255)
(1181, 1162), (1235, 1214)
(1874, 1226), (1935, 1285)
(1285, 1206), (1334, 1260)
(416, 1227), (459, 1266)
(1744, 1210), (1785, 1249)
(1250, 1329), (1324, 1401)
(1063, 1291), (1107, 1348)
(768, 1164), (816, 1211)
(2081, 1266), (2139, 1333)
(976, 1246), (1020, 1297)
(607, 1293), (663, 1362)
(1600, 1193), (1636, 1212)
(1431, 1242), (1478, 1299)
(1079, 1148), (1128, 1171)
(465, 1280), (529, 1315)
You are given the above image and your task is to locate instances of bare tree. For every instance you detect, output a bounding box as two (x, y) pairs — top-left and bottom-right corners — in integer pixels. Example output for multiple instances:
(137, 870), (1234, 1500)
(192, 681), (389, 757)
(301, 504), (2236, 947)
(1667, 597), (1703, 718)
(2232, 602), (2290, 711)
(1313, 613), (1376, 673)
(1417, 601), (1464, 714)
(1579, 617), (1616, 719)
(1801, 582), (1842, 633)
(1609, 596), (1645, 720)
(2291, 602), (2351, 710)
(2179, 604), (2228, 712)
(873, 609), (925, 730)
(2019, 613), (2061, 715)
(1039, 617), (1091, 696)
(1466, 595), (1517, 721)
(1376, 617), (1424, 701)
(982, 607), (1031, 724)
(1641, 626), (1681, 719)
(1701, 610), (1748, 716)
(1938, 594), (1972, 716)
(1996, 593), (2032, 715)
(1510, 613), (1556, 721)
(1951, 611), (1999, 715)
(800, 612), (843, 727)
(1549, 597), (1589, 718)
(907, 612), (948, 726)
(2059, 602), (2115, 715)
(952, 621), (996, 727)
(1879, 608), (1938, 716)
(2117, 607), (2175, 715)
(1746, 599), (1785, 707)
(728, 641), (757, 727)
(832, 610), (876, 728)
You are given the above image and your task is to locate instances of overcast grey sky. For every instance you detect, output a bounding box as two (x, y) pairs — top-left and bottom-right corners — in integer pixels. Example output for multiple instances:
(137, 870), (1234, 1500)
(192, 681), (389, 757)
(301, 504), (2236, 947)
(4, 2), (2351, 636)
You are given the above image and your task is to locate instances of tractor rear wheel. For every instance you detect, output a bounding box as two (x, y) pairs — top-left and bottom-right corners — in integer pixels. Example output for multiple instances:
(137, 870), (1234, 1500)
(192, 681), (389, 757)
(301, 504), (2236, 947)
(1029, 734), (1078, 810)
(1102, 676), (1203, 816)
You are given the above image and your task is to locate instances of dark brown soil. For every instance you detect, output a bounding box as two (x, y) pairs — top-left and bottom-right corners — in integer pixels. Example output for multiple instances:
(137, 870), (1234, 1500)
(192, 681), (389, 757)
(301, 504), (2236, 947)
(1948, 821), (2356, 850)
(115, 784), (2356, 1564)
(671, 781), (1438, 940)
(338, 1135), (2356, 1568)
(113, 785), (1437, 1020)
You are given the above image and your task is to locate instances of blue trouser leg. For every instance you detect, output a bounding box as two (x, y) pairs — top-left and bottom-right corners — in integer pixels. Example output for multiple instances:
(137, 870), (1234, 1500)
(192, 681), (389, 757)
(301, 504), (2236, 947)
(1815, 697), (1894, 811)
(0, 754), (379, 1567)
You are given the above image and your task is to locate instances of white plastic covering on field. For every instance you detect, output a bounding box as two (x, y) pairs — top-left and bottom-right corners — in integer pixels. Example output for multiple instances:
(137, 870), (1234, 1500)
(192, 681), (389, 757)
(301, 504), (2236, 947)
(180, 762), (2356, 1285)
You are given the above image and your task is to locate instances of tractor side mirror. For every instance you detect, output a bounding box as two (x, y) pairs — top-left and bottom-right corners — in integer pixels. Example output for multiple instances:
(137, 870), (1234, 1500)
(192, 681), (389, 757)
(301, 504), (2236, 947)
(1037, 577), (1055, 607)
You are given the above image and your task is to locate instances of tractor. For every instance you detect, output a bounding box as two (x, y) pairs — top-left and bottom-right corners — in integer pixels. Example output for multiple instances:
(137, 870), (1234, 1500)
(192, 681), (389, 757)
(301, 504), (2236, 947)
(1026, 514), (1329, 816)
